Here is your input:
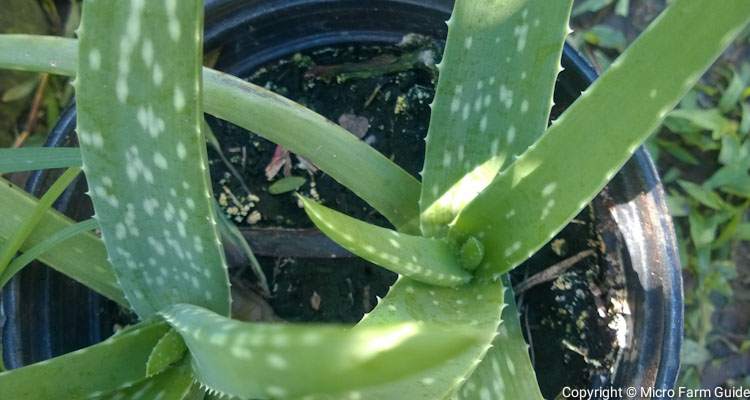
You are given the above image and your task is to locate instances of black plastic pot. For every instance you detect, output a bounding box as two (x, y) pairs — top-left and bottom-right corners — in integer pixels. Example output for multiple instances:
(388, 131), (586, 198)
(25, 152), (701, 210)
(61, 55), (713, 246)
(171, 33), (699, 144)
(1, 0), (683, 397)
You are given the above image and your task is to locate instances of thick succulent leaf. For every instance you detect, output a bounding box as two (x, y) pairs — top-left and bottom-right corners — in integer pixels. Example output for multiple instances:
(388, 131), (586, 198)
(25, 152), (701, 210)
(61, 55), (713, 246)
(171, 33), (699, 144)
(0, 178), (124, 304)
(0, 147), (81, 173)
(0, 36), (421, 231)
(160, 303), (483, 399)
(419, 0), (572, 237)
(451, 0), (750, 276)
(0, 320), (168, 399)
(0, 219), (97, 288)
(326, 278), (505, 400)
(454, 285), (542, 400)
(92, 362), (196, 400)
(0, 167), (80, 275)
(76, 0), (230, 317)
(0, 35), (76, 76)
(146, 329), (187, 378)
(203, 69), (421, 232)
(301, 197), (471, 287)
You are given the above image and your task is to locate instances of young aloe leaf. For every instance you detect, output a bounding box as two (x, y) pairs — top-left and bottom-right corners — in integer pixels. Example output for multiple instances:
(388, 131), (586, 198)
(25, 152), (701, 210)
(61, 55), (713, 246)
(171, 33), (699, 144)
(76, 0), (230, 317)
(300, 197), (471, 287)
(0, 320), (168, 399)
(342, 278), (505, 399)
(0, 36), (422, 232)
(92, 361), (197, 400)
(268, 176), (306, 195)
(419, 0), (572, 237)
(0, 167), (80, 276)
(451, 0), (750, 276)
(0, 218), (97, 289)
(455, 285), (543, 400)
(0, 178), (125, 304)
(146, 329), (187, 378)
(160, 303), (483, 399)
(0, 147), (81, 173)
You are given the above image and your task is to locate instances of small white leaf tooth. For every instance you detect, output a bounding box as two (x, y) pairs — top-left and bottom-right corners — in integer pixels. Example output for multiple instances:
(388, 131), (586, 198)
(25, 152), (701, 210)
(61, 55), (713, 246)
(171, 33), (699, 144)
(566, 25), (574, 36)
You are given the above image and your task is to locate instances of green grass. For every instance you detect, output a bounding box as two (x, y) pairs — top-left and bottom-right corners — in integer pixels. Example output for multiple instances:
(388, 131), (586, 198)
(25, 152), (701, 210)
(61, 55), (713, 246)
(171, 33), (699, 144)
(571, 0), (750, 389)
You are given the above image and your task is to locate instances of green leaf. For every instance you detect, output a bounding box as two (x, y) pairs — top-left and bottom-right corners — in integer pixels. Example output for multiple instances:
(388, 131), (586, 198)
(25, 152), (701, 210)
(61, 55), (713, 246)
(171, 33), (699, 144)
(450, 0), (750, 276)
(348, 278), (506, 399)
(160, 303), (483, 399)
(719, 70), (745, 113)
(1, 75), (38, 102)
(0, 167), (80, 276)
(300, 196), (471, 287)
(92, 361), (197, 400)
(0, 147), (81, 173)
(419, 0), (572, 237)
(741, 102), (750, 136)
(203, 69), (421, 233)
(214, 201), (270, 297)
(572, 0), (613, 17)
(0, 177), (125, 305)
(268, 176), (306, 195)
(0, 35), (423, 232)
(615, 0), (629, 17)
(456, 284), (542, 400)
(0, 320), (169, 399)
(584, 25), (627, 51)
(677, 180), (728, 210)
(76, 0), (230, 317)
(0, 218), (97, 288)
(146, 329), (188, 378)
(688, 210), (720, 248)
(667, 108), (736, 138)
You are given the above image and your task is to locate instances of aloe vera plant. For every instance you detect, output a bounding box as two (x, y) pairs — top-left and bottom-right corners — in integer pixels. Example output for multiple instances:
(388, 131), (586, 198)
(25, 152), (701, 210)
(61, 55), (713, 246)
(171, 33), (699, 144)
(0, 0), (747, 399)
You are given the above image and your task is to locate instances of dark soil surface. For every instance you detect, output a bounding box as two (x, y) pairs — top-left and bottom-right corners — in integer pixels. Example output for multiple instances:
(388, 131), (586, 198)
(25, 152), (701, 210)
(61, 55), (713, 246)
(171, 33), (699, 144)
(207, 40), (626, 398)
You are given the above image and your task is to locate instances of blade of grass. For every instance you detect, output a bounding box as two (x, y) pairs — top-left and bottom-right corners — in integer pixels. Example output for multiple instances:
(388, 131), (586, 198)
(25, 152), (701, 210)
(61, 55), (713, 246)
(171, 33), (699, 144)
(0, 177), (125, 304)
(0, 167), (80, 276)
(0, 218), (97, 288)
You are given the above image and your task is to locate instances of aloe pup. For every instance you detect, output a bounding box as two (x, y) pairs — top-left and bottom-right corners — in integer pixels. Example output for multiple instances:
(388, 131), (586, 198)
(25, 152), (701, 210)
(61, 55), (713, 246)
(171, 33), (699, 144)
(0, 0), (747, 399)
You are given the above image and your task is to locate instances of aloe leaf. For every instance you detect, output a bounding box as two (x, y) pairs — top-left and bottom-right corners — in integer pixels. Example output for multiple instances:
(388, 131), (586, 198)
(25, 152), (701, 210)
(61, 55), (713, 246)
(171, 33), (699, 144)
(300, 197), (471, 287)
(0, 35), (76, 76)
(0, 167), (80, 276)
(0, 178), (125, 304)
(455, 285), (542, 400)
(76, 0), (230, 317)
(160, 303), (483, 399)
(0, 147), (81, 173)
(146, 329), (187, 378)
(92, 361), (197, 400)
(0, 320), (168, 399)
(451, 0), (750, 276)
(419, 0), (572, 237)
(0, 218), (97, 288)
(203, 69), (421, 232)
(338, 278), (505, 400)
(0, 36), (422, 232)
